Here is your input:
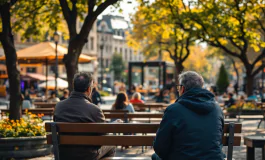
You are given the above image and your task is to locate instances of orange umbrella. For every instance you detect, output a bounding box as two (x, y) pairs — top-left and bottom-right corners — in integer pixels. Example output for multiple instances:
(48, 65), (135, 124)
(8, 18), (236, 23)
(0, 42), (96, 64)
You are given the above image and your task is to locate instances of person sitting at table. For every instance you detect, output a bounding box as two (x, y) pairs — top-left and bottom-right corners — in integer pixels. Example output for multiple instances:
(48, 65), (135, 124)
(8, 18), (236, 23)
(92, 87), (103, 106)
(112, 92), (135, 113)
(130, 92), (144, 104)
(225, 93), (235, 108)
(60, 89), (69, 101)
(47, 91), (60, 103)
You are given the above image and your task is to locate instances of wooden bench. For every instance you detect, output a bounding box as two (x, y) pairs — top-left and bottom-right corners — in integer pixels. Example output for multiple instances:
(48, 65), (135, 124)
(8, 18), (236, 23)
(33, 102), (56, 108)
(45, 123), (241, 160)
(102, 110), (129, 113)
(225, 109), (265, 128)
(133, 103), (167, 112)
(104, 113), (163, 123)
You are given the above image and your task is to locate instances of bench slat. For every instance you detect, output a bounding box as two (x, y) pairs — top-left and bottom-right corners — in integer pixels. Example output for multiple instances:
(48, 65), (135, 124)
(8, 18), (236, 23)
(223, 123), (242, 133)
(46, 135), (241, 146)
(222, 136), (241, 146)
(46, 135), (155, 146)
(102, 110), (129, 113)
(45, 123), (159, 133)
(104, 113), (163, 119)
(102, 158), (151, 160)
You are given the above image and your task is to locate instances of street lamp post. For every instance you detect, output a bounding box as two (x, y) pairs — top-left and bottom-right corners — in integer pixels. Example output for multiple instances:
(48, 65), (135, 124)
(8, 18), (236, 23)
(261, 56), (265, 101)
(100, 37), (104, 90)
(53, 31), (59, 95)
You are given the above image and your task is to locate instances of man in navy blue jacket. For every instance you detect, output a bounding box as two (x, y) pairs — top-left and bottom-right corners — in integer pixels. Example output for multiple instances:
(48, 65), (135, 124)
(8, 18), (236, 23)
(152, 71), (224, 160)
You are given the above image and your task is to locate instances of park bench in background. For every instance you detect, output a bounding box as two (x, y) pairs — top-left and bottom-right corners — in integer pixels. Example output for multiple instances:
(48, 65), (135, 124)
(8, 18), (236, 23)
(224, 109), (265, 128)
(45, 122), (241, 160)
(133, 103), (168, 112)
(104, 113), (163, 123)
(102, 110), (129, 113)
(33, 102), (56, 108)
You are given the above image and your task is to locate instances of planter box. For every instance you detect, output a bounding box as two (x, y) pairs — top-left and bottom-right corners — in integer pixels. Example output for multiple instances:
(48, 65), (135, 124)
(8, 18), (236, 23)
(0, 136), (52, 159)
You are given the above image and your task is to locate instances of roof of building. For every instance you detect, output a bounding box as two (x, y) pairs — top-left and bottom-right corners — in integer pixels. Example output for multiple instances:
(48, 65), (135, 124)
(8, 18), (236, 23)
(97, 15), (131, 33)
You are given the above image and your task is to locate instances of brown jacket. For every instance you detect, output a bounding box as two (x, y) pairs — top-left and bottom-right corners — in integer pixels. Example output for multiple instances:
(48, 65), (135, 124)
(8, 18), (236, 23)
(54, 91), (105, 160)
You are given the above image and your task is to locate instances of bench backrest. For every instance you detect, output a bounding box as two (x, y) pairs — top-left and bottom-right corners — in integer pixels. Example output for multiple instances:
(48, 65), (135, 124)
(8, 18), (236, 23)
(104, 113), (163, 123)
(102, 110), (129, 113)
(45, 123), (241, 160)
(33, 102), (56, 108)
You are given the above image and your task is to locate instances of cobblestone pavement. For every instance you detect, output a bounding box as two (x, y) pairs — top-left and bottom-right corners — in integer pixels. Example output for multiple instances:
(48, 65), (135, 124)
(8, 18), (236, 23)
(30, 119), (265, 160)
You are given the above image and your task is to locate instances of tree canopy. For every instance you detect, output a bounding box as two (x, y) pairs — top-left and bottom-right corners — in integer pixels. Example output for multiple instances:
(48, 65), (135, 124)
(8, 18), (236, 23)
(128, 0), (197, 82)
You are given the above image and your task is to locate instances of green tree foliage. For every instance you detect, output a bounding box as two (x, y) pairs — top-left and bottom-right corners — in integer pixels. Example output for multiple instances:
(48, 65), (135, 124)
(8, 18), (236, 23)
(110, 53), (125, 82)
(128, 0), (197, 83)
(8, 0), (120, 91)
(216, 64), (230, 94)
(186, 0), (265, 95)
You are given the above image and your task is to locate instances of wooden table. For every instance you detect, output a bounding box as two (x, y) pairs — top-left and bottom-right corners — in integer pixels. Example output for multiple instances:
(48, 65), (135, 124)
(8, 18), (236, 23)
(244, 136), (265, 160)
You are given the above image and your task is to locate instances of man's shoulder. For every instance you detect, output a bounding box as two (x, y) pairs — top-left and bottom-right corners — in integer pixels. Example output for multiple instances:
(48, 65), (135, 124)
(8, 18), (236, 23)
(165, 102), (184, 113)
(55, 98), (100, 110)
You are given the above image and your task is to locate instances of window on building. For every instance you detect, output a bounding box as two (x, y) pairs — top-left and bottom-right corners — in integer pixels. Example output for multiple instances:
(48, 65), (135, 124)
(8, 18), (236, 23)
(120, 48), (123, 54)
(106, 59), (109, 68)
(90, 37), (94, 51)
(106, 45), (108, 53)
(115, 47), (118, 53)
(26, 67), (37, 73)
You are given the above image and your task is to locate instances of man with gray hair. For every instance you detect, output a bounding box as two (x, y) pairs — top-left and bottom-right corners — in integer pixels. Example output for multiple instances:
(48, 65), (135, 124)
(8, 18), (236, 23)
(54, 72), (116, 160)
(152, 71), (224, 160)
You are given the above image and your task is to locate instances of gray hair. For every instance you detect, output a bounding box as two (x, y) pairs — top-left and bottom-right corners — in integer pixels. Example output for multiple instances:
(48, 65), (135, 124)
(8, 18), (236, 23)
(73, 72), (93, 92)
(132, 92), (141, 100)
(178, 71), (204, 91)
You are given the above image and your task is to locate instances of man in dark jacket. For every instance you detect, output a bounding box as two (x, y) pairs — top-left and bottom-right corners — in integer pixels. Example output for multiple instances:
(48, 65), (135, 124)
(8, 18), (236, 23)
(152, 71), (224, 160)
(54, 72), (115, 160)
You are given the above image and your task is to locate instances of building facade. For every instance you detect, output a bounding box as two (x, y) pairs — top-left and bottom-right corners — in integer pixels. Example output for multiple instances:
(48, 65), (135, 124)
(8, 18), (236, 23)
(97, 15), (144, 86)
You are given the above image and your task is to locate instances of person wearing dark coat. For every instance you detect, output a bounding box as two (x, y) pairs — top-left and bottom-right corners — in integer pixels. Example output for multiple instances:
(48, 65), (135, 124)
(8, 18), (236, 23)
(54, 72), (116, 160)
(152, 71), (224, 160)
(92, 87), (102, 106)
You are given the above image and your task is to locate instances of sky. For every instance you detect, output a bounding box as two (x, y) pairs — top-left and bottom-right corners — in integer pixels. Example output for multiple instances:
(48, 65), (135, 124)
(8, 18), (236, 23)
(99, 1), (141, 22)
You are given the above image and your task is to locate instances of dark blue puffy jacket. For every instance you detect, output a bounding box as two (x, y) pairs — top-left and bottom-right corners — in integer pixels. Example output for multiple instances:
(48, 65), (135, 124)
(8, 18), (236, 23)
(153, 88), (224, 160)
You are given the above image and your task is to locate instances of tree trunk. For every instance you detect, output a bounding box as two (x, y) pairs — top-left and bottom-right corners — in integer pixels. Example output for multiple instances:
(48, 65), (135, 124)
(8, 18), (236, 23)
(246, 72), (254, 96)
(64, 40), (83, 92)
(230, 57), (239, 94)
(175, 62), (184, 84)
(0, 3), (21, 120)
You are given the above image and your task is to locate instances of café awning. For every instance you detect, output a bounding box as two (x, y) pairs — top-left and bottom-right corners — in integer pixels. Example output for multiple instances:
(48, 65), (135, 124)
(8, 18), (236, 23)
(0, 42), (96, 64)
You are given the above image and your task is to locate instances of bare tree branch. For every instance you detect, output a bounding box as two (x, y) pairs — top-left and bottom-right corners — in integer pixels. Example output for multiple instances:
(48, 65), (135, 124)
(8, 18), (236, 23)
(252, 64), (263, 76)
(252, 49), (265, 68)
(181, 36), (191, 62)
(79, 0), (118, 39)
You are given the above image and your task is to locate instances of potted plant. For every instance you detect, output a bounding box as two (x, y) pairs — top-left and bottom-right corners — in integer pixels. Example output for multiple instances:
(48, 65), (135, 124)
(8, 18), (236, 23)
(0, 110), (52, 159)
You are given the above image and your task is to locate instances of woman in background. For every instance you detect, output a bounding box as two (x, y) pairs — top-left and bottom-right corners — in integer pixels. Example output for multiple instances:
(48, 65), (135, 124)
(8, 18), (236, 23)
(112, 92), (135, 113)
(47, 91), (60, 103)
